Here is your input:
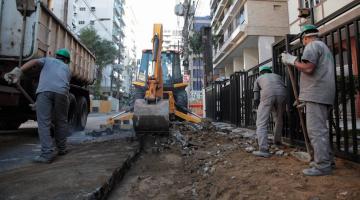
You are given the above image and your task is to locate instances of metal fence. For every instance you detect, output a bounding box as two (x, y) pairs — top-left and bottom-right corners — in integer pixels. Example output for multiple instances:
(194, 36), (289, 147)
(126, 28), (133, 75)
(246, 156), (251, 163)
(205, 15), (360, 163)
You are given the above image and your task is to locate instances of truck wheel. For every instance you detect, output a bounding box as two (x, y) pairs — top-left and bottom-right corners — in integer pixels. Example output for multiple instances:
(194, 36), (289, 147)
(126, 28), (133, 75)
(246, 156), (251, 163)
(174, 89), (188, 112)
(0, 121), (22, 130)
(76, 96), (88, 131)
(68, 94), (77, 133)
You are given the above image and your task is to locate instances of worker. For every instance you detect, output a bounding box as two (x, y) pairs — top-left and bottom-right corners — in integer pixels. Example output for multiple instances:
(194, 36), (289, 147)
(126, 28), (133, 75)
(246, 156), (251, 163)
(281, 24), (335, 176)
(4, 48), (71, 163)
(252, 66), (287, 158)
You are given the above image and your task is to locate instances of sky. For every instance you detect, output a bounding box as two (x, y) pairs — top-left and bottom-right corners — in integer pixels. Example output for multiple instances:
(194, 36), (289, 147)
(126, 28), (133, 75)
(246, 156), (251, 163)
(127, 0), (210, 57)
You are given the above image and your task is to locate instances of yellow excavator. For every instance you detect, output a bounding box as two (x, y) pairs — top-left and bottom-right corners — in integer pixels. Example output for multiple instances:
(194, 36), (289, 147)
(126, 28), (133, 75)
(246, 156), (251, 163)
(131, 24), (201, 133)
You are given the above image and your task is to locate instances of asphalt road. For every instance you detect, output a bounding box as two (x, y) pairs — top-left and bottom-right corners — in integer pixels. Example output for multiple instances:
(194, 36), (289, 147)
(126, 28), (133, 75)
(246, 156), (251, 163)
(0, 112), (121, 172)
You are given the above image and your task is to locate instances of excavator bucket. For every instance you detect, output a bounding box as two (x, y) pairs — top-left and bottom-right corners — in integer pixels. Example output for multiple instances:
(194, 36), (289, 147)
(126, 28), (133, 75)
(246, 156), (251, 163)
(133, 99), (169, 133)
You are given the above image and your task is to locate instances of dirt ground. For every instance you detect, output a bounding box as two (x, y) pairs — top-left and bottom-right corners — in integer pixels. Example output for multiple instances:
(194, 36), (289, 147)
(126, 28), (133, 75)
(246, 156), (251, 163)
(109, 122), (360, 200)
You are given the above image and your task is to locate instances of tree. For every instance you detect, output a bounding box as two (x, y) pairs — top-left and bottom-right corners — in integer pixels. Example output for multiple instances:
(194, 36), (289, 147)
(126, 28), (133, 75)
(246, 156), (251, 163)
(79, 27), (118, 97)
(189, 31), (203, 91)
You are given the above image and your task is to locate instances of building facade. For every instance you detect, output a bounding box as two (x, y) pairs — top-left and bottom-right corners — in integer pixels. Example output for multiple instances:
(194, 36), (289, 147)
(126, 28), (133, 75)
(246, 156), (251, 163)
(73, 0), (125, 94)
(163, 29), (183, 51)
(210, 0), (289, 79)
(120, 3), (137, 100)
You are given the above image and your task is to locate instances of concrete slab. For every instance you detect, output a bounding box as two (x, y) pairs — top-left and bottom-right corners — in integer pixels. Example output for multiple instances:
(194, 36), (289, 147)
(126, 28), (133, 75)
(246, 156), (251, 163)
(0, 139), (140, 200)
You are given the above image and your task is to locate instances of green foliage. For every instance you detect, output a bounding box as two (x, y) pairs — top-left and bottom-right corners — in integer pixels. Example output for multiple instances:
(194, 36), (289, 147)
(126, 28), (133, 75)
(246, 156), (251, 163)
(189, 31), (203, 55)
(79, 27), (118, 97)
(79, 27), (117, 67)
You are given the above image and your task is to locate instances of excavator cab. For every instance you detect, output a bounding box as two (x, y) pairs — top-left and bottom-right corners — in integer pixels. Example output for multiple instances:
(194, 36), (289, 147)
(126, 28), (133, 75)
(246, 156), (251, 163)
(136, 50), (182, 87)
(134, 50), (188, 109)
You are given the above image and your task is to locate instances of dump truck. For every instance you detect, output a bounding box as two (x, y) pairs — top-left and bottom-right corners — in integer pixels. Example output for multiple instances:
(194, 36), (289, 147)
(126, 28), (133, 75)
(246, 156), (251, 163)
(0, 0), (96, 130)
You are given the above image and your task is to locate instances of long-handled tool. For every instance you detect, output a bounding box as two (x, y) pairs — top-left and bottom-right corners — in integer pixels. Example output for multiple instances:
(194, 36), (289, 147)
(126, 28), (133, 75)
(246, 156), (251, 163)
(285, 59), (314, 161)
(15, 82), (35, 104)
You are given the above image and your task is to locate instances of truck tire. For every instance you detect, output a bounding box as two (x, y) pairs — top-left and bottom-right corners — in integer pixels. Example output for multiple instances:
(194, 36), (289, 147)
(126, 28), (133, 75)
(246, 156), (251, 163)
(0, 121), (23, 130)
(174, 89), (188, 112)
(68, 94), (77, 133)
(76, 96), (88, 131)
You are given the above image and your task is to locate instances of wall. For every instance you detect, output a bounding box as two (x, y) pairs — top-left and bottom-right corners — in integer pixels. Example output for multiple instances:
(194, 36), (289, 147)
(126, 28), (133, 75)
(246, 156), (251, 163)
(243, 48), (258, 70)
(233, 56), (243, 72)
(258, 36), (275, 63)
(246, 0), (289, 36)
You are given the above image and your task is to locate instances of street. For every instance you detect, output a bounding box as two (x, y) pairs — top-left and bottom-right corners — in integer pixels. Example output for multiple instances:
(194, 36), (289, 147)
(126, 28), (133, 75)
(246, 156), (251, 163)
(0, 116), (360, 199)
(1, 0), (360, 199)
(0, 112), (124, 172)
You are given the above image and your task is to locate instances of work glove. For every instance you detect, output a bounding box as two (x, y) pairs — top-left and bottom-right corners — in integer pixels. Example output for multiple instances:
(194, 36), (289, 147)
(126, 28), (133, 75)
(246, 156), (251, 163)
(3, 67), (23, 84)
(29, 103), (36, 111)
(281, 52), (297, 66)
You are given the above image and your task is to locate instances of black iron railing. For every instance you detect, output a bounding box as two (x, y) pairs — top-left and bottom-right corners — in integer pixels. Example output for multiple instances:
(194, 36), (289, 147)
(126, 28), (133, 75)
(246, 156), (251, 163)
(205, 15), (360, 162)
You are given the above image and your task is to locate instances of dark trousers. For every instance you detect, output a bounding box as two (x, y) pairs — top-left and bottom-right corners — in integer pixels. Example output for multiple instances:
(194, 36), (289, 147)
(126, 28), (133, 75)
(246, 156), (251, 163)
(36, 92), (69, 157)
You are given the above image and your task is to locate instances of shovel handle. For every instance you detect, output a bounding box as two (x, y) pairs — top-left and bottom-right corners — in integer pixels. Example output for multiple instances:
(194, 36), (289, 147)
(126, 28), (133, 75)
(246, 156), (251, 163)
(15, 83), (35, 104)
(286, 64), (314, 161)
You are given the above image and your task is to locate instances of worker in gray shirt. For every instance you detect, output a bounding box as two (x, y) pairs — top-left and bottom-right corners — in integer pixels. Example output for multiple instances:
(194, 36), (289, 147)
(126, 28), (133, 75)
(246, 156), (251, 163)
(252, 66), (287, 158)
(282, 24), (335, 176)
(4, 48), (71, 163)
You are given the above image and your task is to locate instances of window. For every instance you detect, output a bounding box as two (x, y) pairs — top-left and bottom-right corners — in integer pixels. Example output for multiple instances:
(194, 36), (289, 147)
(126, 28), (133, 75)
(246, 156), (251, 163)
(91, 7), (96, 11)
(193, 69), (203, 78)
(193, 58), (203, 67)
(236, 8), (245, 26)
(301, 0), (321, 8)
(192, 81), (202, 91)
(78, 20), (85, 25)
(90, 20), (95, 25)
(79, 7), (86, 11)
(227, 22), (233, 36)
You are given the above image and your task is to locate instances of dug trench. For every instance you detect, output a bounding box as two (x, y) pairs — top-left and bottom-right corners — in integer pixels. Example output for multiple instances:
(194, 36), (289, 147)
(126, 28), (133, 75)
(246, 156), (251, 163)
(108, 121), (360, 200)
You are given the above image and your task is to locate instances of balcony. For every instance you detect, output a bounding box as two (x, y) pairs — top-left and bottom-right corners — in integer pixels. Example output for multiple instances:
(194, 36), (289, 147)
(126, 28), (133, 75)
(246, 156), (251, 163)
(211, 0), (227, 26)
(216, 0), (243, 37)
(113, 16), (121, 28)
(213, 24), (246, 64)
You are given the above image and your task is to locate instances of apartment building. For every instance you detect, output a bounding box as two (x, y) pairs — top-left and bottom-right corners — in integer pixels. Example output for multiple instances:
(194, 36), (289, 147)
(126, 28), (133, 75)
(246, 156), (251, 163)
(120, 4), (137, 97)
(210, 0), (288, 78)
(163, 29), (183, 51)
(288, 0), (360, 34)
(73, 0), (125, 94)
(48, 0), (77, 30)
(75, 0), (124, 50)
(189, 16), (211, 99)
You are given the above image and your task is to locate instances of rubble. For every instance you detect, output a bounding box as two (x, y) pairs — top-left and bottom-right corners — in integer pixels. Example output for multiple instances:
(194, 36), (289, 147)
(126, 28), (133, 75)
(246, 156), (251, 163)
(291, 151), (311, 162)
(245, 146), (255, 153)
(275, 150), (284, 156)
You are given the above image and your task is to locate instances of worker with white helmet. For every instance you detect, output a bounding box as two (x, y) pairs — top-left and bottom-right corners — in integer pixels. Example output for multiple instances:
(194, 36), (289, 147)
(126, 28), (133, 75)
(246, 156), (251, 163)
(281, 24), (335, 176)
(4, 48), (72, 163)
(252, 66), (287, 158)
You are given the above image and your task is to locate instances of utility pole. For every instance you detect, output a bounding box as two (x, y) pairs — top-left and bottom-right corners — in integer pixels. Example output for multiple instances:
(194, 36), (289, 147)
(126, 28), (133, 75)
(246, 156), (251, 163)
(202, 26), (213, 87)
(175, 0), (194, 75)
(63, 0), (68, 25)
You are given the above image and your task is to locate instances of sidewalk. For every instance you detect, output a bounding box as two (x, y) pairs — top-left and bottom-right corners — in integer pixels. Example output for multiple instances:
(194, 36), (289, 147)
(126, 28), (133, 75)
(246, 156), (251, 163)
(0, 139), (140, 200)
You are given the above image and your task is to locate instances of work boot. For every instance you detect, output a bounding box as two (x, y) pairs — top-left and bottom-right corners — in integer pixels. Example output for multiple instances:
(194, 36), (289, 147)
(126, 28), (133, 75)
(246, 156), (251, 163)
(310, 161), (336, 169)
(57, 149), (68, 156)
(252, 150), (271, 158)
(33, 155), (55, 164)
(302, 167), (332, 176)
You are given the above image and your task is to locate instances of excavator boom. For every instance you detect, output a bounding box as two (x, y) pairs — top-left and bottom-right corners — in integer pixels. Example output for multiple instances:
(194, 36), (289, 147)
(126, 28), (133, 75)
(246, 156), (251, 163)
(133, 24), (170, 133)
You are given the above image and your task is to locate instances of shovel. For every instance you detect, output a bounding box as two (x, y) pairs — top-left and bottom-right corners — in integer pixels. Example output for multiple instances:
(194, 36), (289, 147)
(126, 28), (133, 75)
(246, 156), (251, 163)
(284, 60), (314, 162)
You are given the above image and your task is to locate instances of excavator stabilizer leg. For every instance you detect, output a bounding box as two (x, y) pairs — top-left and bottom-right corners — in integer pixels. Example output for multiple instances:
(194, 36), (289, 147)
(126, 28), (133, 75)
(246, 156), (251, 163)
(133, 99), (169, 133)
